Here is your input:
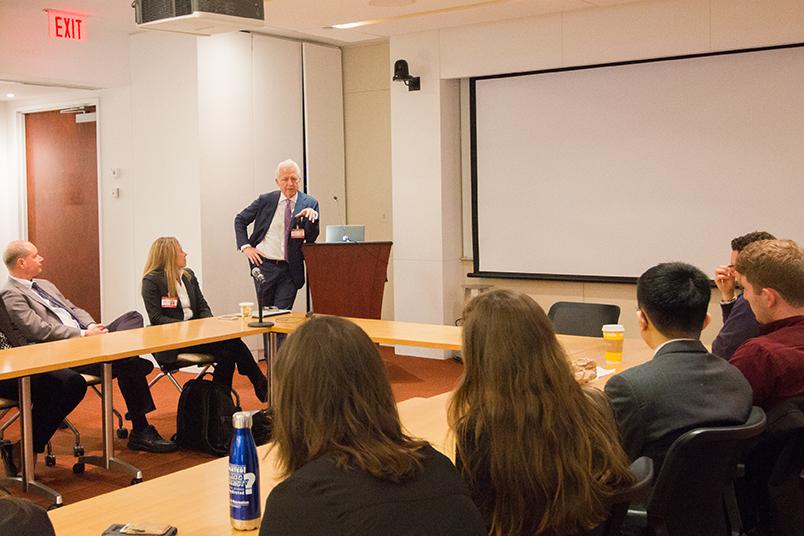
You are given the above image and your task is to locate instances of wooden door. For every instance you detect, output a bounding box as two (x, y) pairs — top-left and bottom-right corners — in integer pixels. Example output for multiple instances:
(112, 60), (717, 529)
(25, 109), (101, 321)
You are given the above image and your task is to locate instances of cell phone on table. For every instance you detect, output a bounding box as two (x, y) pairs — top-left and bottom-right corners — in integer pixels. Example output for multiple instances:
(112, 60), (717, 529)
(102, 523), (178, 536)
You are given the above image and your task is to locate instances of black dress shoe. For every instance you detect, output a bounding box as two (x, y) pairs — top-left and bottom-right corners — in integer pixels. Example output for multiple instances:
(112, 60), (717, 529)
(1, 440), (20, 477)
(127, 425), (178, 453)
(252, 374), (268, 403)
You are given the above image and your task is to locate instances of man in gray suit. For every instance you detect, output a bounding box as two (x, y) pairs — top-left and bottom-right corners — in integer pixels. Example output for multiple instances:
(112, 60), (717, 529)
(1, 241), (176, 453)
(605, 262), (753, 474)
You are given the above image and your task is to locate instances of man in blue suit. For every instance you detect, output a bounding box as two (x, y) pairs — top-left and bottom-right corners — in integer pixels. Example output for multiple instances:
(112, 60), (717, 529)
(235, 159), (320, 310)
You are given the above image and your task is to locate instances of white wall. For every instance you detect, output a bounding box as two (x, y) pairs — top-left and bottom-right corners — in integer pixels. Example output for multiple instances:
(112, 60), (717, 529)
(389, 0), (804, 346)
(0, 4), (131, 89)
(0, 102), (11, 250)
(1, 29), (344, 335)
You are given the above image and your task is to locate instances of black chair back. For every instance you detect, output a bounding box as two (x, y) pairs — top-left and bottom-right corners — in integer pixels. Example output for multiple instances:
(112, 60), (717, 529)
(646, 406), (767, 536)
(577, 456), (654, 536)
(547, 302), (620, 337)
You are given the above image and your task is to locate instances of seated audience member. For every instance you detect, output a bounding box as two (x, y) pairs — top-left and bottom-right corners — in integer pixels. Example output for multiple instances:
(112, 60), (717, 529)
(730, 239), (804, 409)
(0, 299), (86, 477)
(450, 290), (635, 536)
(141, 237), (268, 401)
(1, 241), (175, 454)
(0, 496), (56, 536)
(605, 262), (753, 474)
(260, 315), (486, 536)
(712, 231), (776, 359)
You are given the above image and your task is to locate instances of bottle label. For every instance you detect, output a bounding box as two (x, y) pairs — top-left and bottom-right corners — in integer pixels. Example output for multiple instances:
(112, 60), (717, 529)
(229, 462), (260, 521)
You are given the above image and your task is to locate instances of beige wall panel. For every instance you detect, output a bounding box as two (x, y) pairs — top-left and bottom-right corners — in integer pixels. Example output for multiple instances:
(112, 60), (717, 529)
(711, 0), (804, 51)
(343, 41), (395, 319)
(439, 15), (563, 79)
(562, 0), (710, 67)
(343, 41), (391, 94)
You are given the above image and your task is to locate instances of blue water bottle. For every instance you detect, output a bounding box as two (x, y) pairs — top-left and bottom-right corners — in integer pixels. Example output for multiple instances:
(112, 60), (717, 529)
(229, 411), (261, 530)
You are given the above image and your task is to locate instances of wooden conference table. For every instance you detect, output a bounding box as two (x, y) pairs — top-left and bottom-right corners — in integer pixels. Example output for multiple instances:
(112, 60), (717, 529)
(0, 316), (275, 506)
(49, 318), (652, 535)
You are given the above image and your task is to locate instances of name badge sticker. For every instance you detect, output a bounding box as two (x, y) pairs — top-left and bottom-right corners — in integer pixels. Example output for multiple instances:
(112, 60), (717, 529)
(290, 228), (305, 239)
(161, 297), (178, 308)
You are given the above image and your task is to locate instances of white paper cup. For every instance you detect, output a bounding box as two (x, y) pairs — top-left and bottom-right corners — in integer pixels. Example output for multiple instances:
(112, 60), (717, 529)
(239, 302), (254, 318)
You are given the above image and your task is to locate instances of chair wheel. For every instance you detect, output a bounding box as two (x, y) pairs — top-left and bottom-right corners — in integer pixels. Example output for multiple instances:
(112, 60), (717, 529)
(45, 454), (56, 467)
(73, 446), (84, 457)
(131, 477), (142, 485)
(73, 463), (85, 474)
(117, 428), (128, 439)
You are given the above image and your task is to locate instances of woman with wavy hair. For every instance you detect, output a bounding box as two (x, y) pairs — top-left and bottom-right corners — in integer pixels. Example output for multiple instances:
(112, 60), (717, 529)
(141, 237), (267, 401)
(259, 315), (486, 536)
(449, 290), (634, 536)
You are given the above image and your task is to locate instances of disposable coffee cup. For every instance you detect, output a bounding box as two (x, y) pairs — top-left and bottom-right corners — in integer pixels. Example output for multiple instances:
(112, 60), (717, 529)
(602, 324), (624, 363)
(239, 302), (254, 318)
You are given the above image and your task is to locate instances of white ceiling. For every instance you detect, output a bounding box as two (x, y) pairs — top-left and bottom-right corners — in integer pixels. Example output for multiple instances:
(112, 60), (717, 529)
(0, 0), (648, 101)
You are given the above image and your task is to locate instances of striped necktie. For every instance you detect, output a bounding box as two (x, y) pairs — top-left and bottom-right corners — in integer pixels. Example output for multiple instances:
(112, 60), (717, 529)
(31, 282), (88, 329)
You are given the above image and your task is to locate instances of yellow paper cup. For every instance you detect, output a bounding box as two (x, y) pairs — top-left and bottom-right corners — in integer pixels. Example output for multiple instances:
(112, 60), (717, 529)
(602, 324), (624, 363)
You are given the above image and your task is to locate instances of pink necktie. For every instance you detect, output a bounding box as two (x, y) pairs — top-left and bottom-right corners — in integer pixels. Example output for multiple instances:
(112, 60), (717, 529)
(284, 199), (292, 261)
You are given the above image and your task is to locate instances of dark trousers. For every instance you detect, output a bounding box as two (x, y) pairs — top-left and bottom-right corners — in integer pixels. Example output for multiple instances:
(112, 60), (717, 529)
(153, 338), (261, 388)
(254, 261), (297, 310)
(0, 369), (87, 453)
(72, 311), (156, 420)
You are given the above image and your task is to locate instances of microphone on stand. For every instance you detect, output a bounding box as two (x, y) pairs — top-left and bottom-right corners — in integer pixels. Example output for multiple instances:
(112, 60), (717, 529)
(333, 195), (350, 242)
(248, 267), (274, 328)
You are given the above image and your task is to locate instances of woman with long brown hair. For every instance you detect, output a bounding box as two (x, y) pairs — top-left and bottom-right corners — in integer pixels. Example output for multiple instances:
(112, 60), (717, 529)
(449, 290), (634, 536)
(259, 315), (486, 536)
(141, 237), (267, 401)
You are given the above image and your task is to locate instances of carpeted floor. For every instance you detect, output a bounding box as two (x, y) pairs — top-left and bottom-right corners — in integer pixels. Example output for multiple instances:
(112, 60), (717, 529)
(2, 346), (462, 509)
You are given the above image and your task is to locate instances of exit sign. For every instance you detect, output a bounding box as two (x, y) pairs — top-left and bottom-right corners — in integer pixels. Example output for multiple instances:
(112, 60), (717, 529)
(47, 10), (87, 42)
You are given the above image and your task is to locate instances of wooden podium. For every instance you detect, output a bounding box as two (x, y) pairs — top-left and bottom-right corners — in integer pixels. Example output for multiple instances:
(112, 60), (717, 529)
(303, 241), (392, 319)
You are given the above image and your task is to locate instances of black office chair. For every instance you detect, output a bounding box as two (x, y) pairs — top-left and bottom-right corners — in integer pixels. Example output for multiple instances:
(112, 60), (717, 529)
(547, 302), (621, 337)
(576, 456), (654, 536)
(628, 406), (767, 536)
(738, 397), (804, 536)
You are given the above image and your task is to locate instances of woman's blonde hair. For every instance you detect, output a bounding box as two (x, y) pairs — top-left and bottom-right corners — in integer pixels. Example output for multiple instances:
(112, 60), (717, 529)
(272, 315), (429, 482)
(142, 237), (183, 297)
(449, 290), (634, 536)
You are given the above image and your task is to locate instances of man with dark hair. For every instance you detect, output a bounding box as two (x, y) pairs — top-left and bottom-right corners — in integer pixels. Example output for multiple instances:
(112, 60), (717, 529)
(731, 239), (804, 409)
(712, 231), (776, 359)
(605, 262), (752, 473)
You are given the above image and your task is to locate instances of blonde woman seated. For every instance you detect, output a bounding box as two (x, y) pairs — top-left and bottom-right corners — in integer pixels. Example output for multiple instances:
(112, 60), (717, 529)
(259, 316), (486, 536)
(142, 237), (267, 401)
(449, 290), (635, 536)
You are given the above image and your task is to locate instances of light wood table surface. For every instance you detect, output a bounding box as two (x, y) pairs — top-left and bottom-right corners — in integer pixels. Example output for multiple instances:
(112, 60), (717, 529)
(0, 316), (273, 506)
(48, 394), (472, 536)
(48, 325), (654, 535)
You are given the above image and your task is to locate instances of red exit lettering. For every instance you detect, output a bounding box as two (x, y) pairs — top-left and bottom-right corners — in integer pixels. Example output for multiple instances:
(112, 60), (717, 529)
(47, 10), (87, 42)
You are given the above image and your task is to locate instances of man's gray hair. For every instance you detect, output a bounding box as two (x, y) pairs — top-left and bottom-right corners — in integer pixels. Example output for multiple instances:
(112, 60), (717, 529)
(275, 159), (301, 180)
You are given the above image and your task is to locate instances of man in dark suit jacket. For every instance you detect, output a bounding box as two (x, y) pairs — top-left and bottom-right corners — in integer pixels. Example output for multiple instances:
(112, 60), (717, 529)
(605, 262), (753, 474)
(0, 299), (86, 476)
(1, 241), (176, 454)
(235, 159), (319, 310)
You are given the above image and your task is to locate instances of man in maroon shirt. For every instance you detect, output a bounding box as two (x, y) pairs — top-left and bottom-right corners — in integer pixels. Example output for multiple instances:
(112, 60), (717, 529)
(730, 239), (804, 410)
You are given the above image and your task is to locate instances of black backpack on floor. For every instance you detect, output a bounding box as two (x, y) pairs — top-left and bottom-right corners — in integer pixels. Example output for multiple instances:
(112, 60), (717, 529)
(173, 373), (241, 457)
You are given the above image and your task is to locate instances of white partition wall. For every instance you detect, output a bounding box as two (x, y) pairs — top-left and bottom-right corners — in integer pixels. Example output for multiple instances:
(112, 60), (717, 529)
(302, 42), (345, 237)
(198, 32), (258, 317)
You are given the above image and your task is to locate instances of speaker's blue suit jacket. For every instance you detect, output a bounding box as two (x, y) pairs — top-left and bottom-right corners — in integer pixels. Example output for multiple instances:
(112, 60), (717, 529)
(234, 190), (319, 289)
